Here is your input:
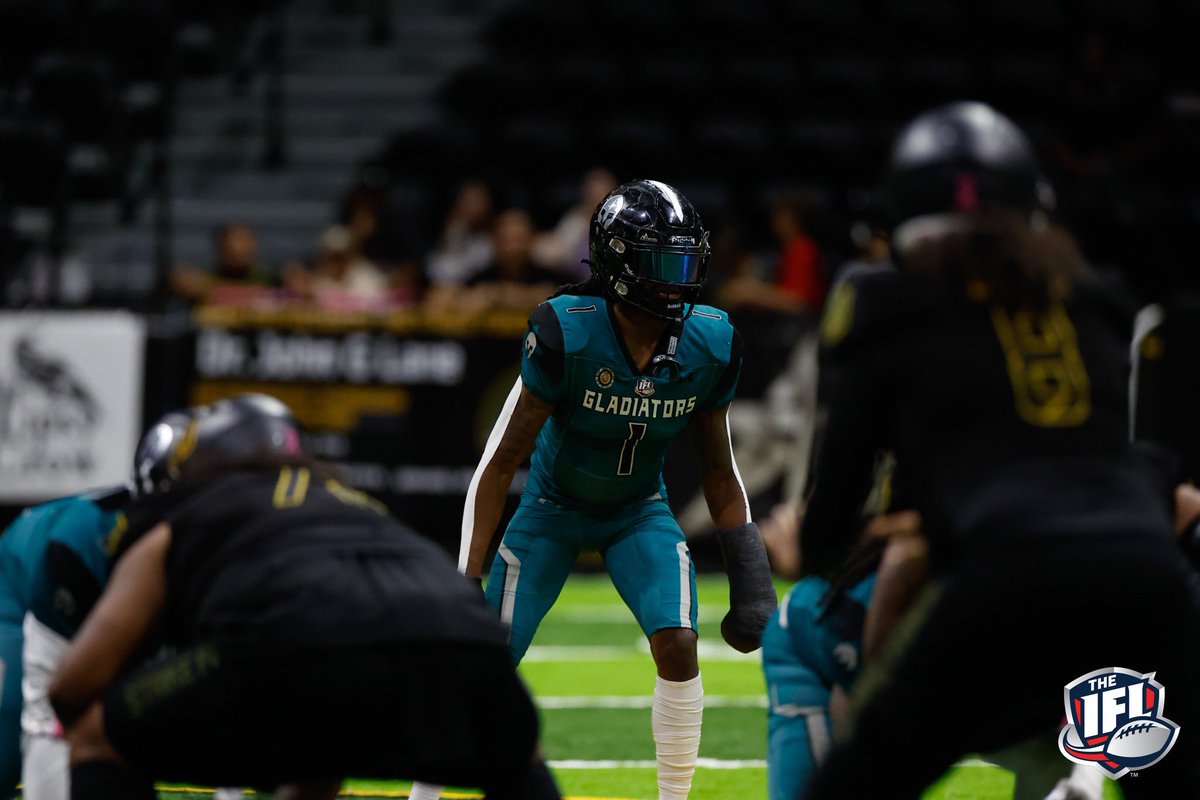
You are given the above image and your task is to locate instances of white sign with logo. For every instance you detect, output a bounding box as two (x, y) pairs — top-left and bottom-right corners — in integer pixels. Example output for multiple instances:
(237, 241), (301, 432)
(0, 311), (145, 501)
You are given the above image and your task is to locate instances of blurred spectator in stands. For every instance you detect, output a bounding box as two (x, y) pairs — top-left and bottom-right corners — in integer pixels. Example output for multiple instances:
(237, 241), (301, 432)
(1049, 29), (1167, 292)
(708, 222), (768, 308)
(427, 180), (495, 285)
(340, 185), (426, 300)
(1052, 30), (1162, 181)
(533, 167), (618, 280)
(285, 225), (390, 309)
(169, 224), (271, 304)
(830, 220), (890, 284)
(771, 195), (826, 309)
(427, 209), (561, 315)
(713, 197), (826, 316)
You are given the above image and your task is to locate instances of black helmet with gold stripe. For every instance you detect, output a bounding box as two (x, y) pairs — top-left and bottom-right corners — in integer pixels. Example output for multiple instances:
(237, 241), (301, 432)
(132, 393), (302, 496)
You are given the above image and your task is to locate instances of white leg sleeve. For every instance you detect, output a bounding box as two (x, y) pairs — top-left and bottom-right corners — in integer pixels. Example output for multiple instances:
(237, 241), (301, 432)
(652, 673), (703, 800)
(21, 734), (69, 800)
(407, 782), (444, 800)
(21, 613), (68, 739)
(20, 613), (71, 800)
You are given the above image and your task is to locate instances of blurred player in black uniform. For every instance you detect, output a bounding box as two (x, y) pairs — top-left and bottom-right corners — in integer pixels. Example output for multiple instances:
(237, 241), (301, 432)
(48, 395), (560, 800)
(799, 102), (1198, 799)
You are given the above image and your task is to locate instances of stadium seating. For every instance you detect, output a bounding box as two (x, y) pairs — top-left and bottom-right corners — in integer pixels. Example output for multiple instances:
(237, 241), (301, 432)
(354, 0), (1194, 278)
(0, 0), (285, 304)
(0, 0), (1195, 304)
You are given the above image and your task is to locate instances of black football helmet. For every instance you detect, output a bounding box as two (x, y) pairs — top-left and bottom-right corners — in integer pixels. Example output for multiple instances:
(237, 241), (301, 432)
(132, 410), (194, 497)
(884, 101), (1054, 255)
(587, 179), (711, 322)
(132, 393), (303, 496)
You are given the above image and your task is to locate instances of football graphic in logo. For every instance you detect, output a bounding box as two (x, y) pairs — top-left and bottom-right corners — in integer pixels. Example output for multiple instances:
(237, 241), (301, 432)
(1104, 719), (1176, 767)
(595, 368), (615, 389)
(1058, 667), (1179, 778)
(635, 377), (655, 397)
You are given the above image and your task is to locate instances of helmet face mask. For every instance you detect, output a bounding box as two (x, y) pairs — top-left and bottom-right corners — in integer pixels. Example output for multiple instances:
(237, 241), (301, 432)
(589, 179), (710, 322)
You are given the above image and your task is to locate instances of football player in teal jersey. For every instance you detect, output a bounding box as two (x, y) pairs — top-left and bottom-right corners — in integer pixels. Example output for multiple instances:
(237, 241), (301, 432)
(456, 179), (777, 800)
(0, 487), (125, 800)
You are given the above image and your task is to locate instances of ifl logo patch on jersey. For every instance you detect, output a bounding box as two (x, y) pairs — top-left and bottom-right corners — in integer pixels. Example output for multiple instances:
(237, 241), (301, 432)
(635, 377), (655, 397)
(1058, 667), (1179, 778)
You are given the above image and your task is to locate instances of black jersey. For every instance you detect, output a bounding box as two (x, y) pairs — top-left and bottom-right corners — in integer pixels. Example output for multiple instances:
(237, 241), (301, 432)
(124, 468), (506, 651)
(802, 264), (1174, 576)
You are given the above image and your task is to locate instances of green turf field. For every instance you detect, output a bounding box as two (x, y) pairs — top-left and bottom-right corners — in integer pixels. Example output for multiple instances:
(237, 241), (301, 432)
(33, 574), (1123, 800)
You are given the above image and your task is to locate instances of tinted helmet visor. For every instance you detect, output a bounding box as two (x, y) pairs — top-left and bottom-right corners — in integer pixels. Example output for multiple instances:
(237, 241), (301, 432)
(633, 249), (705, 284)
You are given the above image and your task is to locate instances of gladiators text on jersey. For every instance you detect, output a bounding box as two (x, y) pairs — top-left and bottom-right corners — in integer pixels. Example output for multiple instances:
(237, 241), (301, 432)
(580, 390), (697, 419)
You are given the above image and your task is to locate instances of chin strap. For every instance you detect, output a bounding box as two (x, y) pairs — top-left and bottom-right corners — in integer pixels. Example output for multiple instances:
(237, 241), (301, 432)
(650, 317), (686, 381)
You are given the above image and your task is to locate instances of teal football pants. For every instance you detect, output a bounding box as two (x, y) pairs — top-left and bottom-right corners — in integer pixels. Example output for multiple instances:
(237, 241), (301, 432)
(485, 494), (698, 665)
(762, 575), (874, 800)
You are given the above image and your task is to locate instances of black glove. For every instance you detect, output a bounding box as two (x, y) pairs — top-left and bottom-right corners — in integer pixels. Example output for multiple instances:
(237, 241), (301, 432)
(716, 522), (777, 653)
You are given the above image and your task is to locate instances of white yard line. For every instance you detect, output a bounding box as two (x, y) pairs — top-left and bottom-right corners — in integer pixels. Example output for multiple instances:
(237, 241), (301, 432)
(538, 695), (767, 709)
(549, 604), (728, 624)
(547, 758), (1000, 771)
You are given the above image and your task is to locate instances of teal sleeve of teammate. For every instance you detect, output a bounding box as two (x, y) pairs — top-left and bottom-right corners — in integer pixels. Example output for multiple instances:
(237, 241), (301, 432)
(0, 495), (120, 795)
(761, 573), (876, 800)
(23, 498), (118, 640)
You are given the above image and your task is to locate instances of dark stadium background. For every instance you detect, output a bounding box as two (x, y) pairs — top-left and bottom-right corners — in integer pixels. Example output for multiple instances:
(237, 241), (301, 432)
(0, 0), (1197, 562)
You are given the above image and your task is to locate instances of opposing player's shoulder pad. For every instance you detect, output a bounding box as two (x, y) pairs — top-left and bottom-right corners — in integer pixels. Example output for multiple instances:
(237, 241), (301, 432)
(820, 262), (930, 350)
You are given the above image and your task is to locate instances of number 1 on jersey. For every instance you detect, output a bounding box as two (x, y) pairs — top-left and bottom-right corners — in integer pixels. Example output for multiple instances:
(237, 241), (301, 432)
(617, 422), (648, 476)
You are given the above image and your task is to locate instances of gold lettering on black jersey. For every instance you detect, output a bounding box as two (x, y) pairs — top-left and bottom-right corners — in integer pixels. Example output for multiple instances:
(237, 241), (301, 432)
(272, 466), (311, 508)
(325, 479), (388, 516)
(991, 302), (1091, 427)
(103, 512), (128, 556)
(820, 282), (856, 346)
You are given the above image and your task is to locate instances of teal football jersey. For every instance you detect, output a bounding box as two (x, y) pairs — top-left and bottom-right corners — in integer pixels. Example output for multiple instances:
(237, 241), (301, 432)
(520, 294), (741, 511)
(0, 494), (120, 636)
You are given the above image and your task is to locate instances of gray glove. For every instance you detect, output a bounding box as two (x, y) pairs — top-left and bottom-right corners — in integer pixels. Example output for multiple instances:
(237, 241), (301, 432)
(716, 522), (777, 653)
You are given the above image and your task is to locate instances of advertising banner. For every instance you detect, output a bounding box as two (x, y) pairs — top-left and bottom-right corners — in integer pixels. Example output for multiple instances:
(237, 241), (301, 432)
(0, 311), (145, 501)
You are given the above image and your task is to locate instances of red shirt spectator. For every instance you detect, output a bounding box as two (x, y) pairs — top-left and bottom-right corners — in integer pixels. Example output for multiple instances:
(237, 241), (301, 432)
(771, 198), (826, 309)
